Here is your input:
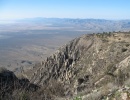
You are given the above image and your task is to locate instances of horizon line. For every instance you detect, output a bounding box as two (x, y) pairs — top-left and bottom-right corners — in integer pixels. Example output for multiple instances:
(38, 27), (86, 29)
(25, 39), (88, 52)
(0, 17), (130, 21)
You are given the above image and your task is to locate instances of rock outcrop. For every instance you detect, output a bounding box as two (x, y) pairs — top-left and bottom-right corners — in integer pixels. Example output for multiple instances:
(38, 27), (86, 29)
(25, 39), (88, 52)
(24, 32), (130, 99)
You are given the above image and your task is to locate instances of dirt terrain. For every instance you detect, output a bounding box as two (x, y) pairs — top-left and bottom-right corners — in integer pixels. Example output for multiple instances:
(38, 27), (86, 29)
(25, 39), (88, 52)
(0, 30), (83, 72)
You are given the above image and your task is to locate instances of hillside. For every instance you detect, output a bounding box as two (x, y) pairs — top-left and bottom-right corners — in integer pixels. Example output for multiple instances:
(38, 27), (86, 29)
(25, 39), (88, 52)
(1, 18), (130, 73)
(1, 32), (130, 100)
(23, 32), (130, 99)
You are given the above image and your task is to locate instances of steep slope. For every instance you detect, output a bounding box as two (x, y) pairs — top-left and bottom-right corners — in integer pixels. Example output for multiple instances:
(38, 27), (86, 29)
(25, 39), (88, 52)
(24, 32), (130, 99)
(0, 67), (39, 100)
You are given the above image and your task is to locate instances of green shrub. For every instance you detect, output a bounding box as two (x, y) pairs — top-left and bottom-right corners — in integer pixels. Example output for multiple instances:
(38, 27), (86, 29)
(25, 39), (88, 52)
(20, 92), (30, 100)
(73, 96), (82, 100)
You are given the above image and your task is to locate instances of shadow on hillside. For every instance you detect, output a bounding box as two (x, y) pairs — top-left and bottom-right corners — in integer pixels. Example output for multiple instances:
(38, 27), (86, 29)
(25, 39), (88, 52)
(0, 68), (65, 100)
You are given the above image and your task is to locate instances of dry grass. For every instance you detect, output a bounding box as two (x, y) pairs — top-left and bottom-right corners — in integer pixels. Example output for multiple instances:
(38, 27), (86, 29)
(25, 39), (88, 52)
(0, 67), (7, 73)
(0, 70), (65, 100)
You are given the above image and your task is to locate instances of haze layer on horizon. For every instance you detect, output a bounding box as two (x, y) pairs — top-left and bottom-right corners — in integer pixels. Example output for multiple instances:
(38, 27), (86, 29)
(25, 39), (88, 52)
(0, 0), (130, 20)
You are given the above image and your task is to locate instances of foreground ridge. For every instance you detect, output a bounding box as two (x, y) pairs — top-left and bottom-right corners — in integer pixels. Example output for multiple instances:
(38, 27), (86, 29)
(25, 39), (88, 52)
(1, 32), (130, 100)
(25, 32), (130, 99)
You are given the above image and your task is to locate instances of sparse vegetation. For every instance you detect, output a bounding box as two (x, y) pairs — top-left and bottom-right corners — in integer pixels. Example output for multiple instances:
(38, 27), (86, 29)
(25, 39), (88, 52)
(0, 69), (65, 100)
(122, 48), (127, 52)
(73, 96), (82, 100)
(1, 32), (130, 100)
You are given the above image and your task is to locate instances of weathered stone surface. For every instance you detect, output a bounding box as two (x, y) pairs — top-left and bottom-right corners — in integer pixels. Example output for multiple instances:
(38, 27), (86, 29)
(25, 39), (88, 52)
(24, 32), (130, 99)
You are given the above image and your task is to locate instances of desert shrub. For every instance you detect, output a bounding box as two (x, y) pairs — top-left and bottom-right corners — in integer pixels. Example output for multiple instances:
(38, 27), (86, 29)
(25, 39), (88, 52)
(114, 69), (126, 86)
(0, 70), (65, 100)
(46, 80), (65, 97)
(124, 78), (130, 87)
(105, 64), (116, 75)
(0, 67), (7, 73)
(29, 80), (65, 100)
(73, 96), (82, 100)
(20, 92), (30, 100)
(126, 44), (129, 47)
(84, 91), (103, 100)
(122, 48), (127, 52)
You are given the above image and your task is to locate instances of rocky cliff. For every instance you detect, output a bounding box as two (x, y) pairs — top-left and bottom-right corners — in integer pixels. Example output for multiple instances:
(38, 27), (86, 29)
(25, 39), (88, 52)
(23, 32), (130, 99)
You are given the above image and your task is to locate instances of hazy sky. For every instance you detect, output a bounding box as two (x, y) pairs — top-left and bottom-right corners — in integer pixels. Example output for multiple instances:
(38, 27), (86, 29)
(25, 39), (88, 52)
(0, 0), (130, 20)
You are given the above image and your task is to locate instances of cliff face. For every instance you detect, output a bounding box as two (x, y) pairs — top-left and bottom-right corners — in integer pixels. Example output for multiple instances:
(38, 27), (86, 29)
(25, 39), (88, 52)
(24, 32), (130, 99)
(30, 34), (92, 83)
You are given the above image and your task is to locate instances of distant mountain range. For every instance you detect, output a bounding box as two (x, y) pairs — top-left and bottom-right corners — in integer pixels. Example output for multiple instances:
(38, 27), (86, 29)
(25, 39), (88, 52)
(0, 18), (130, 33)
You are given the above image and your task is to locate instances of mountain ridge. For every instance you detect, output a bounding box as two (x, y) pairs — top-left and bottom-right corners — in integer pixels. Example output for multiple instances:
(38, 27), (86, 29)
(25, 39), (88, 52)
(1, 18), (130, 32)
(1, 32), (130, 100)
(23, 32), (130, 99)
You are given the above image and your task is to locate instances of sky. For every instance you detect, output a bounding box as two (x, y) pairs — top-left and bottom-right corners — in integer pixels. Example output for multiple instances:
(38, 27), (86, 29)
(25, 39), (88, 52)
(0, 0), (130, 20)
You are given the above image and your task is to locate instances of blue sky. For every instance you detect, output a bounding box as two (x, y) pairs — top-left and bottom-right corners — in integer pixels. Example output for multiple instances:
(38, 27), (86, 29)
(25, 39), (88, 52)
(0, 0), (130, 20)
